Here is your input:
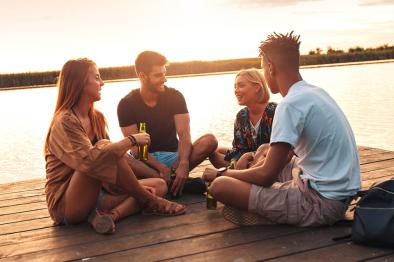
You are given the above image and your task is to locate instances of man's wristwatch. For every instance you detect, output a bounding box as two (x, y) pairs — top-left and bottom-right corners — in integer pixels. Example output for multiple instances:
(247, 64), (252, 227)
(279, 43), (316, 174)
(217, 167), (228, 177)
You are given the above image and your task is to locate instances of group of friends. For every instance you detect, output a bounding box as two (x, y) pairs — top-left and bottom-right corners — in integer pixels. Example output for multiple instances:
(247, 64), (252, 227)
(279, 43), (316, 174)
(44, 31), (361, 234)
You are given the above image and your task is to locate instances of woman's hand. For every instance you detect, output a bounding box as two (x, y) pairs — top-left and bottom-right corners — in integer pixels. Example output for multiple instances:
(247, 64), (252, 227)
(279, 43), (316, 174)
(202, 166), (219, 183)
(247, 144), (270, 168)
(256, 143), (270, 158)
(143, 185), (157, 195)
(236, 152), (254, 170)
(132, 133), (151, 146)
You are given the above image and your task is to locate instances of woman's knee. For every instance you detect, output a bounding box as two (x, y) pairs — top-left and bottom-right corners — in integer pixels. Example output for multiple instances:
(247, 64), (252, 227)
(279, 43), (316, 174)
(145, 178), (167, 196)
(155, 179), (168, 196)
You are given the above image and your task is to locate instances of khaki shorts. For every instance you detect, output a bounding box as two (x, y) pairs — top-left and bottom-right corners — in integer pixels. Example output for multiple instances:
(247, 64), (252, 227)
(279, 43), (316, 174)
(248, 157), (348, 227)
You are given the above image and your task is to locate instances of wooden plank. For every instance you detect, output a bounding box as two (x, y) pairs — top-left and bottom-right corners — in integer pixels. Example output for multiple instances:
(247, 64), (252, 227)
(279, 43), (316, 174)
(0, 194), (204, 235)
(0, 195), (205, 241)
(358, 147), (391, 156)
(361, 159), (394, 173)
(3, 223), (305, 261)
(0, 190), (44, 202)
(0, 202), (46, 216)
(359, 151), (394, 165)
(361, 166), (394, 181)
(0, 179), (44, 194)
(366, 253), (394, 261)
(0, 209), (49, 225)
(166, 228), (392, 262)
(83, 226), (347, 261)
(267, 242), (394, 262)
(0, 146), (392, 262)
(0, 203), (237, 260)
(0, 217), (54, 236)
(357, 145), (369, 151)
(0, 195), (46, 208)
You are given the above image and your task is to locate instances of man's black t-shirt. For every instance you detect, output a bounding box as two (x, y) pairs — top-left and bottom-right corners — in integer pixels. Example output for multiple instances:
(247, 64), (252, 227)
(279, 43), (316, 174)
(117, 86), (188, 153)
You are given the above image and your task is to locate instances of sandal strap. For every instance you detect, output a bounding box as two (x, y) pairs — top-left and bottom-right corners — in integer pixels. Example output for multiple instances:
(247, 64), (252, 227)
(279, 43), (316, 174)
(142, 196), (185, 215)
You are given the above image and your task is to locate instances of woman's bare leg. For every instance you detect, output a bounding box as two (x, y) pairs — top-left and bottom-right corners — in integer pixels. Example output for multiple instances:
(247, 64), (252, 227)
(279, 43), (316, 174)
(126, 154), (161, 179)
(208, 147), (230, 168)
(63, 155), (183, 225)
(63, 172), (102, 224)
(99, 178), (168, 221)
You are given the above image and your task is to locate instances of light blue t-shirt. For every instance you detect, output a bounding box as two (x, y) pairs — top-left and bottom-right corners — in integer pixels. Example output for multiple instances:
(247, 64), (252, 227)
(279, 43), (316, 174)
(270, 80), (361, 200)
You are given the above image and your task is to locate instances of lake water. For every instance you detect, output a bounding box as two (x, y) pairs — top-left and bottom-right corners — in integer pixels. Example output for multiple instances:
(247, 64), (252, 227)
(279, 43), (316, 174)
(1, 62), (394, 184)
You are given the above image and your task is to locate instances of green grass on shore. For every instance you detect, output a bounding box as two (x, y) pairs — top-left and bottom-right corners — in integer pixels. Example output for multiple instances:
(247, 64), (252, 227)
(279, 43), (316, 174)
(1, 45), (394, 89)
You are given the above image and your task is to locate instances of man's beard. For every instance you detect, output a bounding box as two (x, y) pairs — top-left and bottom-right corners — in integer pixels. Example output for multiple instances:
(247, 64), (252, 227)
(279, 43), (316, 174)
(146, 78), (164, 94)
(147, 83), (161, 93)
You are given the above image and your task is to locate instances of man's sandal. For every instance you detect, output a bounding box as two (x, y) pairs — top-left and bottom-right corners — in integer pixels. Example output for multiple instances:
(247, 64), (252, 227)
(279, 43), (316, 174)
(141, 196), (186, 216)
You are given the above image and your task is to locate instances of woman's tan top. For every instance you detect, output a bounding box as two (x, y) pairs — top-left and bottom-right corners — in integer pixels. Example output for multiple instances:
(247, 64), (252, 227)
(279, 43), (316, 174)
(45, 110), (126, 225)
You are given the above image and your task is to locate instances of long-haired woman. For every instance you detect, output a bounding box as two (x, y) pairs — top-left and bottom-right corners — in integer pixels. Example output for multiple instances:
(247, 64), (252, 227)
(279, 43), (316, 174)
(44, 58), (185, 234)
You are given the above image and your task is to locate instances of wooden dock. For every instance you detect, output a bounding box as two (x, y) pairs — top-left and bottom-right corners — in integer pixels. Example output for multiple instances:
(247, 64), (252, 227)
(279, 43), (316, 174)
(1, 146), (393, 261)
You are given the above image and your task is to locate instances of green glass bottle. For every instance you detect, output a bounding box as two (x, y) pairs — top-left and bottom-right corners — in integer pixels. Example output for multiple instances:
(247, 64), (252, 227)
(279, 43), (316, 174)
(229, 159), (236, 169)
(138, 122), (148, 161)
(169, 167), (176, 185)
(169, 167), (181, 198)
(206, 182), (217, 210)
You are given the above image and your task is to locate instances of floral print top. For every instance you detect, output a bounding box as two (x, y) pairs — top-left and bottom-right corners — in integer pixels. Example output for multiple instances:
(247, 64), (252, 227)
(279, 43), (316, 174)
(224, 102), (277, 161)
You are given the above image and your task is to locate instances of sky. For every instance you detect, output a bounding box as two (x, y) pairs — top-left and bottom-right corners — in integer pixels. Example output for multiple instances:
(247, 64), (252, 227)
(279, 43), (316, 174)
(1, 0), (394, 73)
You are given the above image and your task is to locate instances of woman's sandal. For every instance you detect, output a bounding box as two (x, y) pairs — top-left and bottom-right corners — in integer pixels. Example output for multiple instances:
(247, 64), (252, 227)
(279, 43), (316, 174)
(88, 210), (116, 234)
(141, 196), (186, 216)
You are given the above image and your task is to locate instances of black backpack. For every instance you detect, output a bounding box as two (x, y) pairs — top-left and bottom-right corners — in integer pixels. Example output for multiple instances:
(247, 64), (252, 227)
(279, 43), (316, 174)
(350, 179), (394, 248)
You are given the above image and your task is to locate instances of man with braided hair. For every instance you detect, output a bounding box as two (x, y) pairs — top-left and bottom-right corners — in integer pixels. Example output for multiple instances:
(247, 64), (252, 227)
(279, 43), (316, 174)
(203, 32), (361, 227)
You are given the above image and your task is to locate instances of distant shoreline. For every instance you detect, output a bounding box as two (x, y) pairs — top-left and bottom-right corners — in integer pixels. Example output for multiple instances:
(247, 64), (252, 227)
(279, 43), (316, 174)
(1, 58), (394, 91)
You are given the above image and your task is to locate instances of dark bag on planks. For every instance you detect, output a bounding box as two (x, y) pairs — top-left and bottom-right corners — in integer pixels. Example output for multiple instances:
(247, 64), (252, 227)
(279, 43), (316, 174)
(350, 179), (394, 248)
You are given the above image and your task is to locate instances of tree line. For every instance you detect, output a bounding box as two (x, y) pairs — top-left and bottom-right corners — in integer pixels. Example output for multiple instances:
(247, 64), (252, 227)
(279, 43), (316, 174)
(1, 44), (393, 89)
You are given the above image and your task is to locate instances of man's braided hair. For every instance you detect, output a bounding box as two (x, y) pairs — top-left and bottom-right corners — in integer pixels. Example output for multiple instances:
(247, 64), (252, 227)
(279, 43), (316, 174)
(258, 31), (301, 71)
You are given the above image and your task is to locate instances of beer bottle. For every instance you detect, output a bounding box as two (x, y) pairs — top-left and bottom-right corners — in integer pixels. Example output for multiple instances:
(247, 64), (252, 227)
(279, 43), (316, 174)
(206, 182), (217, 210)
(169, 167), (181, 198)
(138, 122), (148, 161)
(229, 159), (236, 169)
(168, 167), (176, 187)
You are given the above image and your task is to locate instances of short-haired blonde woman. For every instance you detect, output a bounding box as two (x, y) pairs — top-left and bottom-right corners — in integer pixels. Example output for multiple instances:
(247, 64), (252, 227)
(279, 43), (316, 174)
(44, 58), (185, 234)
(209, 68), (277, 169)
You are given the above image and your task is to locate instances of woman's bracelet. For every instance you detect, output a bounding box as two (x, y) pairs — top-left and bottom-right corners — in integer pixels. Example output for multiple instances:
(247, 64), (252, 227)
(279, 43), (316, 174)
(127, 134), (137, 146)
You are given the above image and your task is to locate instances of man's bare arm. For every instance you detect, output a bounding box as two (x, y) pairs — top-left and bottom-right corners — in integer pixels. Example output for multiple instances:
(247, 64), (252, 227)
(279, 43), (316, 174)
(204, 143), (292, 187)
(171, 113), (192, 195)
(120, 125), (170, 179)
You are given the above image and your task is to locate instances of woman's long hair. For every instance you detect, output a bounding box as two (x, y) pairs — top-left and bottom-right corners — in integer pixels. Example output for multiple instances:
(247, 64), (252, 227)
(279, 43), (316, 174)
(44, 58), (107, 153)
